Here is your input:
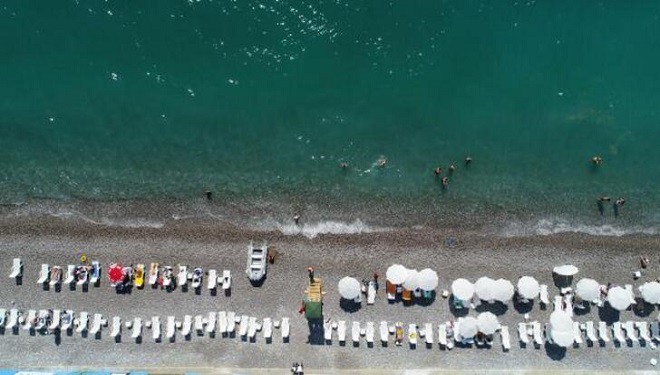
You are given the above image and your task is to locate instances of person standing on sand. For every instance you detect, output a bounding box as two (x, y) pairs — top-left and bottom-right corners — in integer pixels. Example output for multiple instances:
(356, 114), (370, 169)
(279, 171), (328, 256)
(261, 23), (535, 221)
(307, 267), (314, 283)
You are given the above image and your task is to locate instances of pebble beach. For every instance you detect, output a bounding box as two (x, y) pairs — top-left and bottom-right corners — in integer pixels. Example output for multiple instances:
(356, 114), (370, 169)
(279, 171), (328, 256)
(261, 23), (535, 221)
(0, 217), (658, 372)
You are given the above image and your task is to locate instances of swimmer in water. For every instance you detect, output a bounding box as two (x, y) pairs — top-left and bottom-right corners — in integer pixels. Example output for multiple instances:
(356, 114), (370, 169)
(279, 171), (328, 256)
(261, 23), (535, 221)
(434, 167), (442, 176)
(448, 164), (456, 174)
(613, 198), (625, 218)
(597, 196), (610, 216)
(464, 156), (472, 167)
(591, 156), (603, 166)
(377, 158), (387, 168)
(339, 162), (348, 169)
(441, 176), (449, 189)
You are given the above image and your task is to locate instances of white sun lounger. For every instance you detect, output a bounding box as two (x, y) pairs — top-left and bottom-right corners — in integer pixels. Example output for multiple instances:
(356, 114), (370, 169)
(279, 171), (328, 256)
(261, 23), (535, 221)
(131, 318), (142, 338)
(149, 263), (159, 285)
(207, 269), (217, 290)
(248, 317), (258, 339)
(352, 321), (360, 343)
(263, 317), (273, 340)
(539, 284), (550, 306)
(0, 309), (6, 327)
(60, 310), (74, 331)
(624, 284), (636, 304)
(166, 316), (175, 339)
(553, 295), (563, 312)
(533, 322), (543, 345)
(206, 312), (217, 333)
(612, 322), (626, 343)
(194, 315), (204, 334)
(438, 324), (448, 347)
(635, 321), (651, 342)
(226, 312), (235, 333)
(408, 324), (418, 346)
(367, 282), (376, 305)
(650, 321), (660, 342)
(64, 265), (75, 284)
(111, 317), (121, 337)
(585, 321), (598, 343)
(37, 264), (49, 284)
(518, 322), (530, 344)
(623, 321), (638, 342)
(598, 321), (610, 342)
(238, 315), (249, 336)
(21, 309), (35, 330)
(89, 261), (100, 285)
(9, 258), (22, 278)
(572, 321), (583, 345)
(338, 320), (347, 343)
(90, 313), (103, 335)
(501, 326), (511, 351)
(425, 323), (434, 345)
(6, 308), (18, 329)
(380, 321), (388, 344)
(365, 322), (374, 344)
(152, 316), (161, 340)
(324, 320), (332, 341)
(75, 312), (88, 333)
(218, 311), (227, 334)
(177, 265), (188, 287)
(222, 270), (231, 290)
(181, 315), (192, 337)
(281, 317), (290, 341)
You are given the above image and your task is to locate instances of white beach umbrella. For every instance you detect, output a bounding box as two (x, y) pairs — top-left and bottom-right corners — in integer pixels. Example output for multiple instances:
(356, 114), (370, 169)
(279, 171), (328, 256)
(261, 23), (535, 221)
(386, 264), (408, 285)
(639, 282), (660, 304)
(575, 278), (600, 301)
(337, 277), (361, 300)
(549, 311), (573, 332)
(451, 278), (474, 301)
(550, 329), (574, 348)
(477, 312), (499, 335)
(493, 279), (515, 302)
(417, 268), (439, 291)
(402, 269), (420, 291)
(607, 286), (632, 311)
(459, 316), (478, 338)
(553, 264), (579, 276)
(517, 276), (540, 300)
(475, 277), (495, 301)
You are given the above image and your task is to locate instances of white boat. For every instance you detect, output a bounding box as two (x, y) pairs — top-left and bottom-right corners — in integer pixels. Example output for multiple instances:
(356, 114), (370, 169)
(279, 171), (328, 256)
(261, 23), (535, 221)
(246, 241), (268, 283)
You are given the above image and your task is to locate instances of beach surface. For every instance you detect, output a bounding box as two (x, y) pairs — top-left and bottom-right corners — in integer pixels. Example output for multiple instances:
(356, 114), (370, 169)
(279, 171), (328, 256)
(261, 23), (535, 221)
(0, 217), (659, 372)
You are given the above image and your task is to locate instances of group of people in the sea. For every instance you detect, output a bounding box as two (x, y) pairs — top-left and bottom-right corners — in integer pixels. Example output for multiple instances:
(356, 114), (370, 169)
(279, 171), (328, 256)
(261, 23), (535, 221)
(591, 155), (626, 217)
(432, 156), (471, 190)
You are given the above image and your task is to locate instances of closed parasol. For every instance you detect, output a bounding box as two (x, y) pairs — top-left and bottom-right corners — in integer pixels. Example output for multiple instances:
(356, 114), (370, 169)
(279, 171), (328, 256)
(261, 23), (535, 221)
(475, 277), (495, 301)
(386, 264), (408, 285)
(417, 268), (439, 291)
(639, 282), (660, 304)
(575, 278), (600, 301)
(108, 263), (123, 285)
(338, 277), (361, 300)
(477, 312), (499, 335)
(451, 278), (474, 301)
(493, 279), (515, 302)
(517, 276), (540, 300)
(607, 286), (631, 311)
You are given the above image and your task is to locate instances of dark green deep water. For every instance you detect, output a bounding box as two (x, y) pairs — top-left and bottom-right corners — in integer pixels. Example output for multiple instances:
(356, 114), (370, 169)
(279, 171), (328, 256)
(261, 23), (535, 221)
(1, 1), (659, 233)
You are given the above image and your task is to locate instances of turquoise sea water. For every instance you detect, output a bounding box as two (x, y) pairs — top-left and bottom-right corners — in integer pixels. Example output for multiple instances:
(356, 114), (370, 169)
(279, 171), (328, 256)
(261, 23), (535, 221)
(1, 1), (659, 233)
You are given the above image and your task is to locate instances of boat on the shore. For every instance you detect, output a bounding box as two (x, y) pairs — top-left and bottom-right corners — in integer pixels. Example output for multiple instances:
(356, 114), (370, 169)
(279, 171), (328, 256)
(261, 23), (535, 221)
(246, 241), (268, 283)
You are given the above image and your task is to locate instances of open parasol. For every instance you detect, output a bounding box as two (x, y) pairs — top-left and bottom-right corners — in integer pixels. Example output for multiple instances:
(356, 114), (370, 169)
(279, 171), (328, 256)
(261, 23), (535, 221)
(575, 278), (600, 301)
(517, 276), (540, 300)
(607, 286), (632, 311)
(477, 312), (499, 335)
(338, 277), (361, 300)
(386, 264), (408, 285)
(451, 278), (474, 301)
(108, 263), (123, 285)
(417, 268), (439, 291)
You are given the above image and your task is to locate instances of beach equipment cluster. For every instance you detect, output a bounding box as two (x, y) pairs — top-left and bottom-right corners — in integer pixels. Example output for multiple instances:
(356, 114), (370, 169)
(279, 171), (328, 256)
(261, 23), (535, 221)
(384, 264), (439, 303)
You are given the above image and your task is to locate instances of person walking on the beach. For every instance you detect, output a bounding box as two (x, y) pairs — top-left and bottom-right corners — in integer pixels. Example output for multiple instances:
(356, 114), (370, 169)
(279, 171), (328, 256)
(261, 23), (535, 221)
(307, 267), (314, 283)
(613, 198), (625, 217)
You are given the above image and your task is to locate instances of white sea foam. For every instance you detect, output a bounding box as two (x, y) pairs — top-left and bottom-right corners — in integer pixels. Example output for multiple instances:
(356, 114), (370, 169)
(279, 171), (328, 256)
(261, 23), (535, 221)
(50, 211), (164, 229)
(501, 218), (658, 237)
(256, 218), (388, 239)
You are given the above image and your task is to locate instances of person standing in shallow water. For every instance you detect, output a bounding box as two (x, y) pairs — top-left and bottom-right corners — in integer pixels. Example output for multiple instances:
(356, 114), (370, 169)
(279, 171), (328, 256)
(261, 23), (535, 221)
(597, 196), (611, 216)
(613, 198), (625, 218)
(464, 156), (472, 168)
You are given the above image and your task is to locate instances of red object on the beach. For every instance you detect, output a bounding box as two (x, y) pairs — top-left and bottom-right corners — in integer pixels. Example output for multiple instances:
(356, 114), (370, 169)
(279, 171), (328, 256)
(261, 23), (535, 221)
(108, 264), (123, 284)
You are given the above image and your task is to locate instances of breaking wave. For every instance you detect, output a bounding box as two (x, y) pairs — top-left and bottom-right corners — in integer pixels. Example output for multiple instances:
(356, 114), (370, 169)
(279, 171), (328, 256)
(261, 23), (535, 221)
(255, 218), (389, 239)
(501, 218), (658, 237)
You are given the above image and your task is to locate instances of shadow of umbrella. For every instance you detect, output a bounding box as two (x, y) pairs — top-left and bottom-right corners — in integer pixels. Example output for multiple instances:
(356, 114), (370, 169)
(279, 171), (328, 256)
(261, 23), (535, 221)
(339, 298), (361, 313)
(598, 302), (620, 324)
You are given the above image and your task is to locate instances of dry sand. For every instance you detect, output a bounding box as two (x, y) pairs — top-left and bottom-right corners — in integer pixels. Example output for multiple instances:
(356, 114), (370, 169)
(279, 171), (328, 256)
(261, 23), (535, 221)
(0, 218), (659, 372)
